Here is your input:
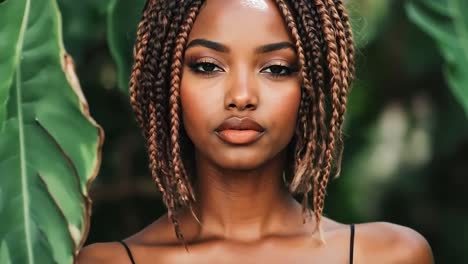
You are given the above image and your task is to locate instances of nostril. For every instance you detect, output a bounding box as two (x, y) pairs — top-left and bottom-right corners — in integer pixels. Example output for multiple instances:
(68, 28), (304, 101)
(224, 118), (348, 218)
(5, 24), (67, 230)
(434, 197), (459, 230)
(226, 102), (256, 110)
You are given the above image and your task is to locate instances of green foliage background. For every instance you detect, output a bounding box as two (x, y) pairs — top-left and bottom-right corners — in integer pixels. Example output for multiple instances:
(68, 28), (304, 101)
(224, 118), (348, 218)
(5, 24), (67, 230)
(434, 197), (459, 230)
(2, 0), (467, 263)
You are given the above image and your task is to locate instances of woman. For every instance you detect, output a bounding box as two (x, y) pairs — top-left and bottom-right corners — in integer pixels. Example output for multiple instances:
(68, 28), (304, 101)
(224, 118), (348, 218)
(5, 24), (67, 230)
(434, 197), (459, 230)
(79, 0), (433, 263)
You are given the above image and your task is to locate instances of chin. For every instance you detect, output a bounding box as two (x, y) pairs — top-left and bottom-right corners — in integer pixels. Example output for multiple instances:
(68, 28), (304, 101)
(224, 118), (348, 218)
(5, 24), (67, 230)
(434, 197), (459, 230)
(210, 149), (277, 171)
(215, 158), (264, 171)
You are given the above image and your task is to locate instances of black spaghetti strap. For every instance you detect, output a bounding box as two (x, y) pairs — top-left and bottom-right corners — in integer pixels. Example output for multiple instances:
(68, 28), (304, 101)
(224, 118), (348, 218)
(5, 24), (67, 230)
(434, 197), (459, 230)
(119, 240), (136, 264)
(349, 224), (355, 264)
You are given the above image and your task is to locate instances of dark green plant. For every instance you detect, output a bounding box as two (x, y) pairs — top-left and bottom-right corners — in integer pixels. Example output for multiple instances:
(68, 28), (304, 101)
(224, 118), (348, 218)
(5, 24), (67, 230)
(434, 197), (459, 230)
(406, 0), (468, 116)
(0, 0), (103, 263)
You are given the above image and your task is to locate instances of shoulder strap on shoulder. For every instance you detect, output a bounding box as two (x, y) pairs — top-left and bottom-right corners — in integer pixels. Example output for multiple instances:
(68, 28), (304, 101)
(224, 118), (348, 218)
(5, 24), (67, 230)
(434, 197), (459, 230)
(349, 224), (355, 264)
(119, 240), (136, 264)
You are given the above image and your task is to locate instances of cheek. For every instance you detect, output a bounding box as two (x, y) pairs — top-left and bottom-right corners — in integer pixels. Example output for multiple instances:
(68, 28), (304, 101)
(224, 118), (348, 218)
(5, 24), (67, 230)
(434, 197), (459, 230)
(180, 78), (201, 137)
(265, 84), (301, 139)
(180, 73), (220, 141)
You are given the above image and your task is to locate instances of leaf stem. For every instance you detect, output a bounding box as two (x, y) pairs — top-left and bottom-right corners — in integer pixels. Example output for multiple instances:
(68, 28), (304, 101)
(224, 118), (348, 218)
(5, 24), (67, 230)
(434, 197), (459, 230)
(15, 0), (33, 263)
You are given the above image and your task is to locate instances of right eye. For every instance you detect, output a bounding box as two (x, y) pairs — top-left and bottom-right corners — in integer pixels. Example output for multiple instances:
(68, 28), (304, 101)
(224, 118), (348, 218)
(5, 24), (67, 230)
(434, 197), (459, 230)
(188, 62), (224, 75)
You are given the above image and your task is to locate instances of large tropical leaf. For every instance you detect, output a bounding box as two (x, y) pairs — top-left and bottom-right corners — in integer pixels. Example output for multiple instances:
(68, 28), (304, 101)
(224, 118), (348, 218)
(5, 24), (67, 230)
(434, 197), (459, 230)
(107, 0), (145, 93)
(406, 0), (468, 116)
(0, 0), (103, 263)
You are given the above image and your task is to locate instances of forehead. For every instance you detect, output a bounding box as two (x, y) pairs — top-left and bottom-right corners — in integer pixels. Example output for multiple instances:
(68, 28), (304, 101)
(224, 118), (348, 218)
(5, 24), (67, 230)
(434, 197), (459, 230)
(188, 0), (292, 45)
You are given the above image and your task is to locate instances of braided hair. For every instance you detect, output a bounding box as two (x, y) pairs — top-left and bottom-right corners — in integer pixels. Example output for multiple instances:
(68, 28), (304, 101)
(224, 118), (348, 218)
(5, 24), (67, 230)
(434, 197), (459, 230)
(130, 0), (354, 243)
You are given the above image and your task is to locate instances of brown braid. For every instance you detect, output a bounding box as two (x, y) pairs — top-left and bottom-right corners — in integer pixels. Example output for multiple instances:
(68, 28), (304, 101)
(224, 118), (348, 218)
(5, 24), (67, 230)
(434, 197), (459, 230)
(334, 0), (355, 176)
(300, 1), (330, 237)
(288, 0), (326, 225)
(131, 0), (174, 203)
(129, 0), (354, 245)
(323, 0), (350, 181)
(308, 0), (343, 239)
(168, 0), (203, 205)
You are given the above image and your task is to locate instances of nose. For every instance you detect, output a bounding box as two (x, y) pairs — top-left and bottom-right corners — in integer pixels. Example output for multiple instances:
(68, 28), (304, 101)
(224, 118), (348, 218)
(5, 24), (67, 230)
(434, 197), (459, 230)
(224, 69), (259, 111)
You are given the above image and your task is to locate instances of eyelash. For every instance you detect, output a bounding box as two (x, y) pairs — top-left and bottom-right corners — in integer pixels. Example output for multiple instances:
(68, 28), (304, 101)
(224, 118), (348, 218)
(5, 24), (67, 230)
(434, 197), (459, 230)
(188, 59), (223, 76)
(188, 59), (298, 78)
(262, 64), (299, 78)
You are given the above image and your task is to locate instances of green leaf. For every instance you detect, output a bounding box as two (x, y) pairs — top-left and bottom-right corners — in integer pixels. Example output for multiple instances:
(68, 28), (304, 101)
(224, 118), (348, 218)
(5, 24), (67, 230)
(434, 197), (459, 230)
(0, 0), (103, 263)
(406, 0), (468, 116)
(107, 0), (145, 94)
(0, 0), (24, 127)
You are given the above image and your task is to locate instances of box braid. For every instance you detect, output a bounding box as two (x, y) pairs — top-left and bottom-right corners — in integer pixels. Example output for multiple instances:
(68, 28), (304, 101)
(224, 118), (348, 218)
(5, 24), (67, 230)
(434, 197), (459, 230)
(286, 0), (327, 231)
(272, 0), (354, 240)
(130, 0), (354, 245)
(130, 0), (204, 247)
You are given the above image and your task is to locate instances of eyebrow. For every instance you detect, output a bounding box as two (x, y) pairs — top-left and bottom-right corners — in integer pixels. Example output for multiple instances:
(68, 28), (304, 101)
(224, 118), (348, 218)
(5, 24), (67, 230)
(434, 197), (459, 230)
(255, 42), (296, 54)
(186, 39), (229, 52)
(185, 38), (296, 54)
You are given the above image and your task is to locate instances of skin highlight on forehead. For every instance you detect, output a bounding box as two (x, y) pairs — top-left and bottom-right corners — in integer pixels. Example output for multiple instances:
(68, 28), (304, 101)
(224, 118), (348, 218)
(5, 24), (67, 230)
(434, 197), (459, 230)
(240, 0), (269, 11)
(188, 0), (293, 57)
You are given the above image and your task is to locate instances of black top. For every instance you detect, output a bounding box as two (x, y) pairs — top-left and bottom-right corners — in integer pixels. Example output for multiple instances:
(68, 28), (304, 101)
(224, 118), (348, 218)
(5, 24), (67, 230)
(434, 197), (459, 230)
(119, 224), (356, 264)
(350, 224), (355, 264)
(118, 240), (136, 264)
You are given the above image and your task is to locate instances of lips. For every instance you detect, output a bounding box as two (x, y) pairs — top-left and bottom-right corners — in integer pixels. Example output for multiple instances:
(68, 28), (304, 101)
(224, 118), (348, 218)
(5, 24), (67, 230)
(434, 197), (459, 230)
(215, 117), (265, 145)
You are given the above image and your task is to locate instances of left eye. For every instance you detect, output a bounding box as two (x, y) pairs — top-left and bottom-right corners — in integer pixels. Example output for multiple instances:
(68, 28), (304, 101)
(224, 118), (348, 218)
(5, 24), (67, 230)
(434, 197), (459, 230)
(262, 65), (293, 76)
(193, 62), (222, 72)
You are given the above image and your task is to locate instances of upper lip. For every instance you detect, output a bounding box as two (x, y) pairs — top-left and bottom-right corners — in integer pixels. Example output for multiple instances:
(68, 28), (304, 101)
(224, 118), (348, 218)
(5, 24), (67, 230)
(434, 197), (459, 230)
(215, 117), (265, 132)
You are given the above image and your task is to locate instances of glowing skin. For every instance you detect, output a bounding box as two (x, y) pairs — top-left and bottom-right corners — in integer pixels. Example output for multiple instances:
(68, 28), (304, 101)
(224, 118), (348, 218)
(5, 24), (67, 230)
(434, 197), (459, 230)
(240, 0), (268, 11)
(181, 0), (301, 172)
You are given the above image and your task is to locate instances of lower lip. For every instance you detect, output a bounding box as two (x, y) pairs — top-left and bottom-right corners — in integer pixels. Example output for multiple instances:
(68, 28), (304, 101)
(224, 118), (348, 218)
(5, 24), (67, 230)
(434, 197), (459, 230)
(216, 130), (264, 145)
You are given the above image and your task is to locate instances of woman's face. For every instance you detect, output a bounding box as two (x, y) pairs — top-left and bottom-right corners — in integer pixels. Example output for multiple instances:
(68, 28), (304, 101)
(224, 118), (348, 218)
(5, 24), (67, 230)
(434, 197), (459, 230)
(180, 0), (301, 171)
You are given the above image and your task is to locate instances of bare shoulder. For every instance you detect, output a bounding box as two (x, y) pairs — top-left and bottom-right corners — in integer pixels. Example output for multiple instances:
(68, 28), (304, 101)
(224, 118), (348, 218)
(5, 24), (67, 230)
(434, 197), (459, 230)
(77, 215), (174, 264)
(77, 242), (130, 264)
(355, 222), (434, 264)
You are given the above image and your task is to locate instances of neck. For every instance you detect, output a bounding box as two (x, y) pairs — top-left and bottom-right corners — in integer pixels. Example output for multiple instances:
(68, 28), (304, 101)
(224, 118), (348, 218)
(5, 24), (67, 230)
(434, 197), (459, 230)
(190, 150), (301, 241)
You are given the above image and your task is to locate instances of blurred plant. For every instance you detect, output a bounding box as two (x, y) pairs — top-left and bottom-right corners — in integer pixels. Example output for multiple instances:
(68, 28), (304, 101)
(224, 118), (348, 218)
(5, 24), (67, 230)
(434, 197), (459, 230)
(107, 0), (146, 93)
(0, 0), (103, 263)
(346, 0), (391, 48)
(406, 0), (468, 115)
